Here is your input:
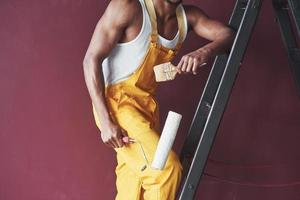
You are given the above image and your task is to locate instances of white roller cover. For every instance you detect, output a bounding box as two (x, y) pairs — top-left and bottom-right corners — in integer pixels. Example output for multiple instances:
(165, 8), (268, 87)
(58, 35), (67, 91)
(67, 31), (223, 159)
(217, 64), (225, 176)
(151, 111), (182, 170)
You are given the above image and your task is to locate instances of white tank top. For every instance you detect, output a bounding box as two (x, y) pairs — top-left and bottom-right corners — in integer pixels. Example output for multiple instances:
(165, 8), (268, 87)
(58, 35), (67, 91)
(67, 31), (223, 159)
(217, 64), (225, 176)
(102, 0), (188, 86)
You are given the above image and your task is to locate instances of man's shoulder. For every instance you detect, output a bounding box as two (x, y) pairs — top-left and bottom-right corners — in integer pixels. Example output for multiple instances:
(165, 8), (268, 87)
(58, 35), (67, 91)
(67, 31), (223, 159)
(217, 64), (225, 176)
(108, 0), (140, 6)
(107, 0), (141, 15)
(182, 4), (208, 24)
(182, 4), (206, 17)
(105, 0), (142, 25)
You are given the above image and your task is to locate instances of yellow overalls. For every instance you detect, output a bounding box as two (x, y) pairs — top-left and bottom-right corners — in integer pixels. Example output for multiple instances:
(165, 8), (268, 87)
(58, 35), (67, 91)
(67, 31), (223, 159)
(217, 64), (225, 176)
(92, 0), (186, 199)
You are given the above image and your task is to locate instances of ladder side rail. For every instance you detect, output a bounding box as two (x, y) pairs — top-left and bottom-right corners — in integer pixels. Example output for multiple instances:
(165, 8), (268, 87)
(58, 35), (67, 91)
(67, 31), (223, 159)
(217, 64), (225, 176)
(179, 0), (247, 162)
(288, 0), (300, 37)
(273, 0), (300, 96)
(178, 0), (262, 199)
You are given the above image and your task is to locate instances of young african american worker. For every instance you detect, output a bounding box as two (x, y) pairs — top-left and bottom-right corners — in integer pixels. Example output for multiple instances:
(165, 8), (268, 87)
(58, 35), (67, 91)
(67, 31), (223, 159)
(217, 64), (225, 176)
(83, 0), (234, 199)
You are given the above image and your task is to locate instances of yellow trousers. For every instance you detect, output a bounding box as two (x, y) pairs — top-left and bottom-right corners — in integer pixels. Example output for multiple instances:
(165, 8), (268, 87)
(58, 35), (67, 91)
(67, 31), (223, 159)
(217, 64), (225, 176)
(112, 105), (183, 200)
(93, 96), (183, 200)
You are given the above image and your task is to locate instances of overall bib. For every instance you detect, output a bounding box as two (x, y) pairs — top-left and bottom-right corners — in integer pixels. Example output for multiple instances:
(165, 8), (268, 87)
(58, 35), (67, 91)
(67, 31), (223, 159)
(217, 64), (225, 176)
(92, 0), (186, 199)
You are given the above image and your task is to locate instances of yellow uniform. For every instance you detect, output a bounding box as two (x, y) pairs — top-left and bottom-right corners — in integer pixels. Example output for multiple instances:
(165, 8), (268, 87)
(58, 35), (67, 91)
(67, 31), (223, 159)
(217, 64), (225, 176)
(92, 0), (186, 199)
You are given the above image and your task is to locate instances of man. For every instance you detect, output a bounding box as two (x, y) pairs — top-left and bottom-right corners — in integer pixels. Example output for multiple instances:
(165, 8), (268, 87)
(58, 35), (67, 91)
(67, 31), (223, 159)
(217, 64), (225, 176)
(83, 0), (234, 199)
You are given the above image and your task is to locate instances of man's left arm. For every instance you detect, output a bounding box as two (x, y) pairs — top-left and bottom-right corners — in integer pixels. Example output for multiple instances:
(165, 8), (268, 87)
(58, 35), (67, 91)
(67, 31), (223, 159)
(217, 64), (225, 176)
(177, 5), (235, 75)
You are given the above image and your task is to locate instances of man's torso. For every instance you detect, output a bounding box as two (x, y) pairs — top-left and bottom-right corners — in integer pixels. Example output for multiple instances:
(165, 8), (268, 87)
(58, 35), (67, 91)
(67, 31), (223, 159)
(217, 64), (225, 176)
(102, 0), (191, 86)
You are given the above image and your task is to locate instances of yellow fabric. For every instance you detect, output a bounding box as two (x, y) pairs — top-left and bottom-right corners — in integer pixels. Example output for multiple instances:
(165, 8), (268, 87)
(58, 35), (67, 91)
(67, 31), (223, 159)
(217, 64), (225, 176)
(91, 0), (186, 199)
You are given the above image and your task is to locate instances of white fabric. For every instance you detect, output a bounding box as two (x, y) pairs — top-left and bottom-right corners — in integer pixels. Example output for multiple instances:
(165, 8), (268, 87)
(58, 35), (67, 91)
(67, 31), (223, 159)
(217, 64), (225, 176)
(102, 0), (188, 86)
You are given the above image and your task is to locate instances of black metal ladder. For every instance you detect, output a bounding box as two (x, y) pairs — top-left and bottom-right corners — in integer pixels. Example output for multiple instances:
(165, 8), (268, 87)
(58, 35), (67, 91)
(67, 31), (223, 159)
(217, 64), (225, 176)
(273, 0), (300, 96)
(177, 0), (300, 199)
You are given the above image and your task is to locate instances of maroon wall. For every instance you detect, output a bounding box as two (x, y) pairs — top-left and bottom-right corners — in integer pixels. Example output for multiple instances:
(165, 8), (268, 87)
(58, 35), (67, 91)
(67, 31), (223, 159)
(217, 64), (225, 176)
(1, 0), (300, 199)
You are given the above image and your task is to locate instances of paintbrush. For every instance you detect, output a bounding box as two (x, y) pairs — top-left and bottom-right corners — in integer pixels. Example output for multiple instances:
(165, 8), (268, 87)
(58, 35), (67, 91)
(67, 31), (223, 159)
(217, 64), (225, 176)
(154, 62), (207, 82)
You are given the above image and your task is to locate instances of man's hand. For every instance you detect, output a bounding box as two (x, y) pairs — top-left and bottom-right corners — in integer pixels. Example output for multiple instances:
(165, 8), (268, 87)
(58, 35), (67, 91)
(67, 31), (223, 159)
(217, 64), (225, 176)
(100, 121), (133, 148)
(176, 47), (210, 75)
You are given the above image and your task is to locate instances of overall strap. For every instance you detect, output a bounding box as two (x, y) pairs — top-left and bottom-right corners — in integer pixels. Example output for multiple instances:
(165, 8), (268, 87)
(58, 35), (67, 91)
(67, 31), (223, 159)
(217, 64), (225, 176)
(144, 0), (186, 50)
(144, 0), (158, 42)
(174, 4), (186, 51)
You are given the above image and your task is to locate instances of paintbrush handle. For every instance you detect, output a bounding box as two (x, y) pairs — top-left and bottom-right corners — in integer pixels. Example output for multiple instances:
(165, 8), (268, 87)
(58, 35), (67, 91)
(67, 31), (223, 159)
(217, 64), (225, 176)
(164, 63), (179, 81)
(155, 62), (207, 82)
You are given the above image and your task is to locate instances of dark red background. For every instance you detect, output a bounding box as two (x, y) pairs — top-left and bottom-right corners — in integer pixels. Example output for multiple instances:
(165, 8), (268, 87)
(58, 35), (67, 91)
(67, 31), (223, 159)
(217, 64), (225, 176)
(1, 0), (300, 199)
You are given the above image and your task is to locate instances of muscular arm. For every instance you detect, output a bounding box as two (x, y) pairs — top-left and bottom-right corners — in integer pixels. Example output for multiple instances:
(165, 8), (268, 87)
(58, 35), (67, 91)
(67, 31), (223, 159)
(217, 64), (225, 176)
(83, 0), (137, 148)
(177, 5), (235, 74)
(187, 5), (235, 56)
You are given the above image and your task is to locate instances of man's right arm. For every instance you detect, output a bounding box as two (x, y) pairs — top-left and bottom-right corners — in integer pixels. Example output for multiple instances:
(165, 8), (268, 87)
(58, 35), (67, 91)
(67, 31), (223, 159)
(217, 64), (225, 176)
(82, 0), (134, 148)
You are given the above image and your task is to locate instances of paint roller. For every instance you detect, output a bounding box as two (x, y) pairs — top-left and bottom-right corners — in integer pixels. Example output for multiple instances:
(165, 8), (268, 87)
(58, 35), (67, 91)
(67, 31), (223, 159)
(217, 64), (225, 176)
(151, 111), (182, 170)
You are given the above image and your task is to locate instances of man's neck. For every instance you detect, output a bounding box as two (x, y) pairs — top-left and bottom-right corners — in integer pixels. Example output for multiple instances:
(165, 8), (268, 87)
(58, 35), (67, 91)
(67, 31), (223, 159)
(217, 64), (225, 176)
(153, 0), (179, 21)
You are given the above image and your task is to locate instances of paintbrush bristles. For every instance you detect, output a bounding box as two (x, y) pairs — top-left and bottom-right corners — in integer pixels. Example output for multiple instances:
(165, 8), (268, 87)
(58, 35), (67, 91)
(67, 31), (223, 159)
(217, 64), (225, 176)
(154, 62), (178, 82)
